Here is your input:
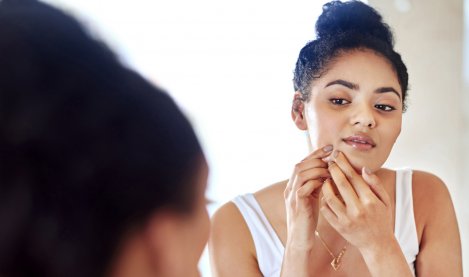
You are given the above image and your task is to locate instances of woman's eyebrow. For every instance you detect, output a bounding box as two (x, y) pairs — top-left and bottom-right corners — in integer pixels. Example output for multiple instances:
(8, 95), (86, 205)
(375, 87), (401, 100)
(325, 79), (358, 90)
(325, 79), (401, 100)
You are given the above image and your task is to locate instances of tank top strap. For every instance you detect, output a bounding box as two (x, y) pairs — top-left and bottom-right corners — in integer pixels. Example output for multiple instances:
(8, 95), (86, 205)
(232, 193), (284, 277)
(394, 168), (418, 276)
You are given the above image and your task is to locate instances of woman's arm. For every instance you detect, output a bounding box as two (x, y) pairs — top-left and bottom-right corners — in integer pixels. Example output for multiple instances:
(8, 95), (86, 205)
(359, 236), (414, 277)
(413, 171), (462, 276)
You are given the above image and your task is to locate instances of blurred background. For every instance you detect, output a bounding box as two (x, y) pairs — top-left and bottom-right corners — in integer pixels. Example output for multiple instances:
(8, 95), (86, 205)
(44, 0), (468, 275)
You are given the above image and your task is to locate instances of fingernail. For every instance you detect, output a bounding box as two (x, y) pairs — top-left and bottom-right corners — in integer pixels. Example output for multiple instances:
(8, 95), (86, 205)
(333, 150), (339, 158)
(323, 145), (333, 152)
(363, 166), (371, 175)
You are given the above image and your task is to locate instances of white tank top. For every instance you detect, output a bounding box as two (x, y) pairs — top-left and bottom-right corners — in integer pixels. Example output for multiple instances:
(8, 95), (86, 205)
(232, 168), (418, 277)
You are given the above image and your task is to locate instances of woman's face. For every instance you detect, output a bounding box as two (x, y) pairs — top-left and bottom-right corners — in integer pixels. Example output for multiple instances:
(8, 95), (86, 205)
(302, 50), (403, 172)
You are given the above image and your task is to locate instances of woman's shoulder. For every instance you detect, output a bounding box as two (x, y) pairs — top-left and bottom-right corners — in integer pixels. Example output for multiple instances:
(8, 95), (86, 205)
(210, 179), (287, 242)
(408, 170), (462, 273)
(411, 169), (451, 204)
(210, 199), (249, 241)
(209, 181), (288, 276)
(254, 179), (288, 204)
(209, 199), (259, 274)
(410, 170), (455, 229)
(389, 168), (448, 197)
(211, 179), (287, 228)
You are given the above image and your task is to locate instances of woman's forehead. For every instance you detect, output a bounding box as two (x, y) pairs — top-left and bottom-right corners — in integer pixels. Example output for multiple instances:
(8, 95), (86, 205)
(314, 50), (402, 93)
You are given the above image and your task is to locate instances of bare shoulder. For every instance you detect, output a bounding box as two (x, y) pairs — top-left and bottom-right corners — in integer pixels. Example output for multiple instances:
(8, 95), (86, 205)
(254, 179), (288, 203)
(254, 180), (289, 246)
(411, 170), (457, 239)
(209, 181), (288, 277)
(254, 180), (288, 224)
(412, 170), (447, 188)
(209, 200), (261, 276)
(210, 179), (287, 242)
(209, 200), (256, 257)
(411, 170), (453, 211)
(411, 172), (462, 274)
(412, 170), (452, 221)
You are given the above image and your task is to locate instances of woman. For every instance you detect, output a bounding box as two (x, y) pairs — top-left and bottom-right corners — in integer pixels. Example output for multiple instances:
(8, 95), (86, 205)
(0, 1), (208, 277)
(209, 1), (462, 276)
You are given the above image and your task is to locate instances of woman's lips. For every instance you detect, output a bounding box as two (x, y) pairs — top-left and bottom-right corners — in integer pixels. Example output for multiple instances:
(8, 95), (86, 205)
(342, 135), (376, 151)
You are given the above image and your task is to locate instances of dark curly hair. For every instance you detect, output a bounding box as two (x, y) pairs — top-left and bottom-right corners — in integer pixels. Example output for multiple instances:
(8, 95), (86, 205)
(0, 0), (203, 276)
(293, 0), (409, 111)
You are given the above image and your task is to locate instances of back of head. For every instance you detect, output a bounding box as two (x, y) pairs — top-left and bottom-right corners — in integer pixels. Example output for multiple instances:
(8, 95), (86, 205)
(293, 0), (409, 110)
(0, 1), (202, 276)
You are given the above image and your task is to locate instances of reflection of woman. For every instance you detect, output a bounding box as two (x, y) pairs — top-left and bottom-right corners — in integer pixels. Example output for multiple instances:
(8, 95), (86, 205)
(209, 1), (462, 276)
(0, 1), (208, 277)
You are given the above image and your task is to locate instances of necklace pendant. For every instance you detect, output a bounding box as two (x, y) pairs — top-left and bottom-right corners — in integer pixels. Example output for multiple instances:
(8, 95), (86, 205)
(331, 258), (341, 271)
(330, 249), (345, 271)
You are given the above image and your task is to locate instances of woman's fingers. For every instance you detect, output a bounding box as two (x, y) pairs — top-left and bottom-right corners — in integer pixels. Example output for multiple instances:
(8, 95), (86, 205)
(283, 145), (335, 250)
(362, 167), (391, 207)
(329, 151), (389, 208)
(318, 152), (395, 253)
(332, 151), (373, 200)
(320, 203), (341, 230)
(296, 179), (323, 199)
(305, 144), (334, 160)
(293, 167), (330, 187)
(327, 161), (361, 209)
(286, 145), (333, 192)
(296, 158), (328, 172)
(321, 178), (346, 216)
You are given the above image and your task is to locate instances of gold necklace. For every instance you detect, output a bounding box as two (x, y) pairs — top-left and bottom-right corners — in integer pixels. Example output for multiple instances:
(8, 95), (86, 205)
(314, 230), (347, 271)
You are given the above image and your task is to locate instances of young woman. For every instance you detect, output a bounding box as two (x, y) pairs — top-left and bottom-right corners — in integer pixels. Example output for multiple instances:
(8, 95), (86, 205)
(0, 1), (208, 277)
(209, 1), (462, 276)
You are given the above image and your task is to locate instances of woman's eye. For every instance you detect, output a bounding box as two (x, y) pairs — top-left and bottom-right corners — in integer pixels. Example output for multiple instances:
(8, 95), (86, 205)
(330, 98), (350, 105)
(375, 104), (396, 112)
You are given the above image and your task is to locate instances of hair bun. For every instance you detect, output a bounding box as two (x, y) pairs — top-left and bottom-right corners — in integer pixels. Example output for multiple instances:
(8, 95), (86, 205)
(316, 1), (393, 46)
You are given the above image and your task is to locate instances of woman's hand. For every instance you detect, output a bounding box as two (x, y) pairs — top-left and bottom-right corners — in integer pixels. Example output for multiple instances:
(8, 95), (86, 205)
(283, 145), (333, 250)
(281, 145), (333, 277)
(320, 150), (394, 253)
(320, 151), (414, 277)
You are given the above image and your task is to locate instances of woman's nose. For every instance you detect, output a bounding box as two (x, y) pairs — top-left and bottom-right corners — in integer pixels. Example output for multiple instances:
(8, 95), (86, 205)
(350, 105), (376, 128)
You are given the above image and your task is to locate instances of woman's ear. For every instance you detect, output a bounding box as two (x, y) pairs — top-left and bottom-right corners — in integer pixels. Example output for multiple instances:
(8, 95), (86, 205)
(291, 92), (308, 130)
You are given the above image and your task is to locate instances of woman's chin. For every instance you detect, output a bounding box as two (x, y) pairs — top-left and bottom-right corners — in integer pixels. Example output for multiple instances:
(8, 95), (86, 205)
(342, 153), (379, 174)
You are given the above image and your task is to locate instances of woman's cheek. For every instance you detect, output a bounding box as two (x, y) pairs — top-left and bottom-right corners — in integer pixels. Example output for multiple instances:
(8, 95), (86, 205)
(317, 118), (339, 147)
(307, 125), (335, 150)
(305, 103), (341, 150)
